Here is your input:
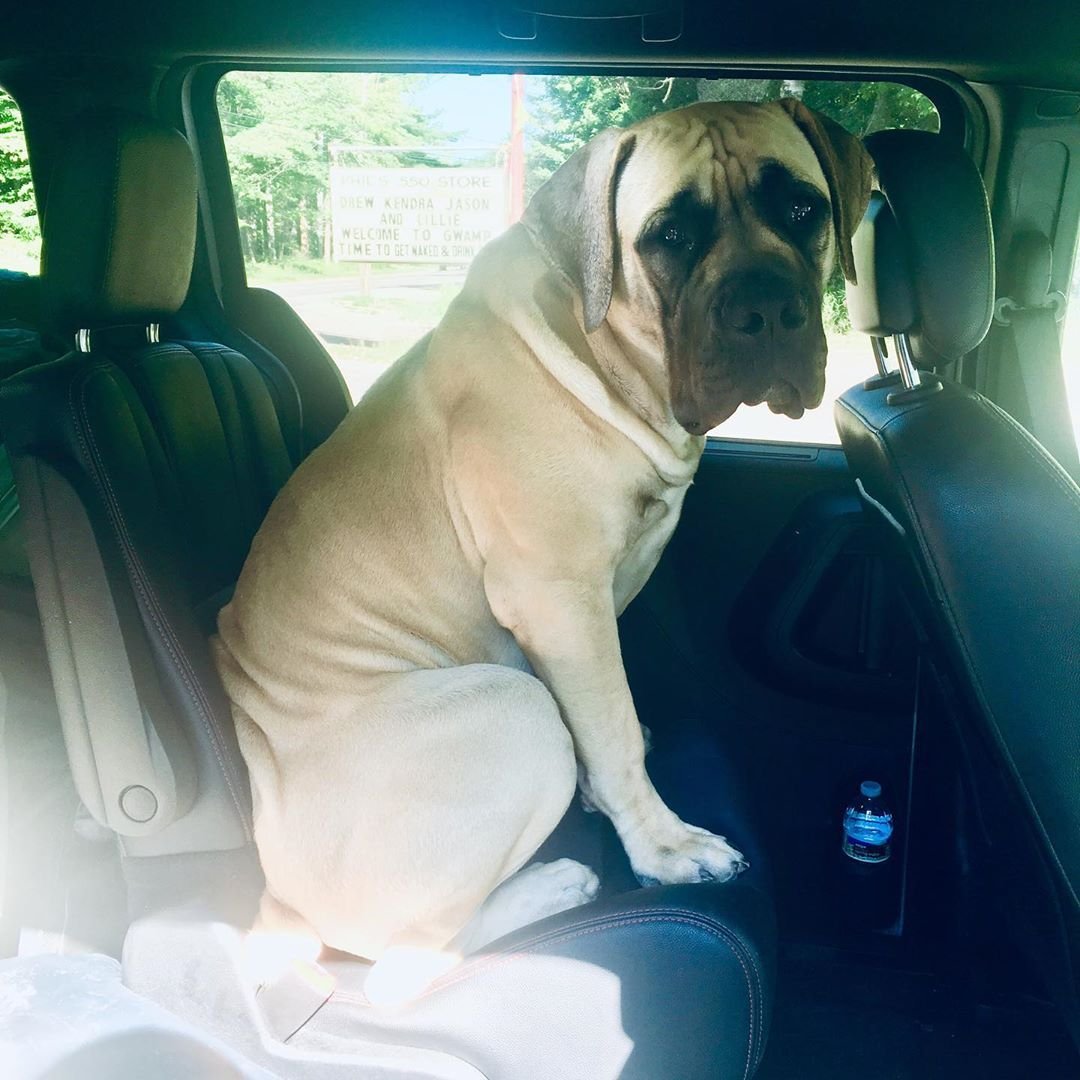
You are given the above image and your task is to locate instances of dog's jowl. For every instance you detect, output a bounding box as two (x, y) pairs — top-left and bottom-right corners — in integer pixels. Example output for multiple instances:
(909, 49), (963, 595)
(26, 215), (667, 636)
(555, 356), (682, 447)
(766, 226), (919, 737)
(213, 99), (872, 997)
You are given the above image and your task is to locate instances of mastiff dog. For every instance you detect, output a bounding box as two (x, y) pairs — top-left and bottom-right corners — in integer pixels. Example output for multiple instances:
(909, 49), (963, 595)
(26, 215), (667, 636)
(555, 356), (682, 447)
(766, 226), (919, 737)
(214, 99), (873, 997)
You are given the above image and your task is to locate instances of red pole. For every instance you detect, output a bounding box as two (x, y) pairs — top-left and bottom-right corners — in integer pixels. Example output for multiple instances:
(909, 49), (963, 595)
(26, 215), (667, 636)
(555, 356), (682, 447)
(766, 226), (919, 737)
(509, 73), (526, 223)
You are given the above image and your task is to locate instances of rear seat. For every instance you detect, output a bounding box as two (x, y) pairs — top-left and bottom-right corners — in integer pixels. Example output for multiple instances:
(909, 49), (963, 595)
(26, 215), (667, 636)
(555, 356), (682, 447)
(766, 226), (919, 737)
(0, 114), (300, 866)
(0, 270), (121, 958)
(0, 109), (776, 1079)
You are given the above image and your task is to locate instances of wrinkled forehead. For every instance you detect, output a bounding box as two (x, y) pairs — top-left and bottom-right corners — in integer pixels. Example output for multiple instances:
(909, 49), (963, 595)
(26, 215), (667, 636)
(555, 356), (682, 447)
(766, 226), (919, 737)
(615, 102), (828, 235)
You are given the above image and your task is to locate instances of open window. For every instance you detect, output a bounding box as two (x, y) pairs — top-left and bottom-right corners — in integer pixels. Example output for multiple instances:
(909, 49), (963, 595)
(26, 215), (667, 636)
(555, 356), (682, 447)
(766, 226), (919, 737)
(1064, 234), (1080, 451)
(0, 86), (39, 276)
(216, 73), (938, 444)
(0, 85), (39, 581)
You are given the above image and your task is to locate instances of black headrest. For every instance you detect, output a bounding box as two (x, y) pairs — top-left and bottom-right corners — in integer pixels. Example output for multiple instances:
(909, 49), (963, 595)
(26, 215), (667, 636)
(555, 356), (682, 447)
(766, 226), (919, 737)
(41, 111), (197, 332)
(846, 129), (995, 365)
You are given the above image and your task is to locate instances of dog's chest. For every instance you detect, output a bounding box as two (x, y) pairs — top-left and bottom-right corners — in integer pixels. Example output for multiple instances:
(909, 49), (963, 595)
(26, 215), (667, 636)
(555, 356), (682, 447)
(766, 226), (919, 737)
(613, 484), (688, 613)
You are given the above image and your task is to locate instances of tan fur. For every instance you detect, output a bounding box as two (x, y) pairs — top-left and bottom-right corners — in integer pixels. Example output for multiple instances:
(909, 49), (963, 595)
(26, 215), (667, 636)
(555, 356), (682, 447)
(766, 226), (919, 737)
(213, 101), (872, 962)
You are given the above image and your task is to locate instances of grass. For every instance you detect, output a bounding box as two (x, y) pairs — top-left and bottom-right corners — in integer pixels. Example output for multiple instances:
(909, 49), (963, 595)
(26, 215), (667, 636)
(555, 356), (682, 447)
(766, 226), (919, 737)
(340, 281), (461, 319)
(323, 281), (462, 396)
(261, 267), (464, 399)
(246, 256), (447, 285)
(0, 233), (39, 275)
(247, 258), (366, 284)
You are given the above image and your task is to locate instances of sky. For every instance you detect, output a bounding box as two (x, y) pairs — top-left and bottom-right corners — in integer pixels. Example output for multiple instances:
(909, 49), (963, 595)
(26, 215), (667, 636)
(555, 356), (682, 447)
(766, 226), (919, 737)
(412, 74), (516, 148)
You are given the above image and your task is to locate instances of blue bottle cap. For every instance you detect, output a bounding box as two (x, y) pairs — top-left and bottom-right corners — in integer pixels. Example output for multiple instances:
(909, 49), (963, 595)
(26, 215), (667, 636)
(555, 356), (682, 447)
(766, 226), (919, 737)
(860, 780), (882, 798)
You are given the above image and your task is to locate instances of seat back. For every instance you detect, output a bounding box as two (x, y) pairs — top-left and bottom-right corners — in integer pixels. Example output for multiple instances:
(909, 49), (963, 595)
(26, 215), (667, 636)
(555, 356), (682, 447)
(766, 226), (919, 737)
(836, 129), (1080, 1042)
(0, 111), (303, 857)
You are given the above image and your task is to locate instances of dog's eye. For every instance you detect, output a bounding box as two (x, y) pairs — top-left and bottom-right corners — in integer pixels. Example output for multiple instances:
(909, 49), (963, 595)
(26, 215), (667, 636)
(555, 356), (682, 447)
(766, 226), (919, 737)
(788, 199), (817, 227)
(659, 221), (695, 251)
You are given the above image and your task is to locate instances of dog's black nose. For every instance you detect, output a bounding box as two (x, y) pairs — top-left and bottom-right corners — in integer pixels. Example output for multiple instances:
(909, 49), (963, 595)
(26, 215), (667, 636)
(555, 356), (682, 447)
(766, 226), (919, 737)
(716, 270), (809, 337)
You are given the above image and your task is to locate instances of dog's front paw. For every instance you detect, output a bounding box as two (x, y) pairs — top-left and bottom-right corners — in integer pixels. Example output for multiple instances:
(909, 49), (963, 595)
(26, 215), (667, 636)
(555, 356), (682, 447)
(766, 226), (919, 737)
(630, 823), (748, 888)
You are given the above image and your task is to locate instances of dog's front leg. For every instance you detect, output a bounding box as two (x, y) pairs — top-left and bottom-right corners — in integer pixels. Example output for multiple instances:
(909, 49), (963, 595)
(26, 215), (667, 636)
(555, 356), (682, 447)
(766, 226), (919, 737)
(488, 573), (746, 886)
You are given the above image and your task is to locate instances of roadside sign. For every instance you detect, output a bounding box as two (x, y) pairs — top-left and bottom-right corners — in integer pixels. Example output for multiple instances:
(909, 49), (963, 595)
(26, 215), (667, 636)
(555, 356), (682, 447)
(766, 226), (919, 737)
(330, 166), (508, 263)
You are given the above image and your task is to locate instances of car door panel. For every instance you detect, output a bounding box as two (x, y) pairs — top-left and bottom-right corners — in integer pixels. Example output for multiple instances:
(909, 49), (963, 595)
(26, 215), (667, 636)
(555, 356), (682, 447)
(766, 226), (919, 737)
(620, 438), (919, 939)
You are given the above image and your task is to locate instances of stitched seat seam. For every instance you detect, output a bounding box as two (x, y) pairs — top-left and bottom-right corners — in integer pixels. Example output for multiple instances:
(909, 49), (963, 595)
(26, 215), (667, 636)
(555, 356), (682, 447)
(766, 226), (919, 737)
(69, 367), (251, 835)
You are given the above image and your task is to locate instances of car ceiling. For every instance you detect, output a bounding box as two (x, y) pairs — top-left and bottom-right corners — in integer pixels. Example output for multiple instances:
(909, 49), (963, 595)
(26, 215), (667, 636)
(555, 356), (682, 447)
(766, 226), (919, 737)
(2, 0), (1080, 90)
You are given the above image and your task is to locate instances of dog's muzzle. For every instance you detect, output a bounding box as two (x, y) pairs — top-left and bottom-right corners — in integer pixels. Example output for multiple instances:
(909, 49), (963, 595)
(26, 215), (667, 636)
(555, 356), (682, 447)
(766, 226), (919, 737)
(713, 267), (826, 420)
(670, 263), (829, 434)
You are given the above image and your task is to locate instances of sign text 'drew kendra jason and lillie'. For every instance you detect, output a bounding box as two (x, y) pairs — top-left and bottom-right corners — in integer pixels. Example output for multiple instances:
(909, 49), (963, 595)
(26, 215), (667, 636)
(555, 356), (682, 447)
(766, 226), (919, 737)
(330, 167), (509, 263)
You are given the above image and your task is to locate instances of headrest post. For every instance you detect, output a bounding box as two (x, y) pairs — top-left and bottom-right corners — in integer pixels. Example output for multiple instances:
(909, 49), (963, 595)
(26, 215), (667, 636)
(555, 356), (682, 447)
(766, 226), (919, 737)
(146, 323), (161, 344)
(862, 336), (902, 390)
(895, 333), (920, 390)
(75, 329), (92, 354)
(872, 336), (890, 378)
(886, 332), (943, 405)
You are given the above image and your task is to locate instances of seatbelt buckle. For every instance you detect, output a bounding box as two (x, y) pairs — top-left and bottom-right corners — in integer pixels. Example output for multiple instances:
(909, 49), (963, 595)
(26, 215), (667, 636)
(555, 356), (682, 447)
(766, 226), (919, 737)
(993, 291), (1066, 326)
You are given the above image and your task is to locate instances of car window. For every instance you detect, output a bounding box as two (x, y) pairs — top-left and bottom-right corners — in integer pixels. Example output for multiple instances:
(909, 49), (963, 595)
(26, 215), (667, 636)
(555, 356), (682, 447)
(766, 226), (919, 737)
(217, 73), (938, 444)
(1065, 237), (1080, 454)
(0, 87), (39, 275)
(0, 86), (38, 581)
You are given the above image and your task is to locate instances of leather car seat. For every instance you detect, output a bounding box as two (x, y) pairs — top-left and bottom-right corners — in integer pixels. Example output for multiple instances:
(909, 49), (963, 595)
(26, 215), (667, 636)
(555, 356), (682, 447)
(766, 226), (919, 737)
(0, 110), (776, 1078)
(835, 128), (1080, 1049)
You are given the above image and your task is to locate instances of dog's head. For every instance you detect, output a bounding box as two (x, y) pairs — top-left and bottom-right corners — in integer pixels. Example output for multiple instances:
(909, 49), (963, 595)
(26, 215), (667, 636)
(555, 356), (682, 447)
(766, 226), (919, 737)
(524, 100), (874, 433)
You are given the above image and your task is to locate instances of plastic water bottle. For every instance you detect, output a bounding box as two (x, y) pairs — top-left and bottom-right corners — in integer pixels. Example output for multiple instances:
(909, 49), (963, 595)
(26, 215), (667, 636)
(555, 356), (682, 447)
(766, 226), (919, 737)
(842, 781), (893, 864)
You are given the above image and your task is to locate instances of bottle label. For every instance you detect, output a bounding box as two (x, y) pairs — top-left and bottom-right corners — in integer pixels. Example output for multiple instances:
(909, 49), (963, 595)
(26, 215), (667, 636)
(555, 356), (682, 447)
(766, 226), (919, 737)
(843, 836), (890, 863)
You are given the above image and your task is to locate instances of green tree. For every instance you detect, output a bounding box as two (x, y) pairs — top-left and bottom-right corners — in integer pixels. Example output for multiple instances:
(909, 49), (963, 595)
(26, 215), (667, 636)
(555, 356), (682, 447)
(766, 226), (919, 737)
(218, 73), (446, 264)
(526, 75), (700, 197)
(693, 76), (937, 137)
(800, 80), (938, 138)
(0, 90), (39, 241)
(528, 75), (936, 189)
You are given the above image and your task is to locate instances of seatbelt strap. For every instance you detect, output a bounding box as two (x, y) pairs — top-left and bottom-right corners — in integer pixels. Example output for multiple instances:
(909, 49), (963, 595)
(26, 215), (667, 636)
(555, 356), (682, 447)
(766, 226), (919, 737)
(993, 295), (1078, 472)
(990, 232), (1079, 476)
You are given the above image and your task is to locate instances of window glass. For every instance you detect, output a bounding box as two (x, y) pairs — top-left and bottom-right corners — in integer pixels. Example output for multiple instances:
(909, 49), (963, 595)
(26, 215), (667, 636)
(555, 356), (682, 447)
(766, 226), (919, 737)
(0, 87), (38, 580)
(0, 87), (39, 274)
(1064, 236), (1080, 454)
(218, 73), (938, 443)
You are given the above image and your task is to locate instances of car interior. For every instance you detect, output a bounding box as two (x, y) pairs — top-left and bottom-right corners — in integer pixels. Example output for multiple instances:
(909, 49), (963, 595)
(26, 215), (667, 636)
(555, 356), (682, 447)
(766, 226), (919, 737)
(0, 1), (1078, 1077)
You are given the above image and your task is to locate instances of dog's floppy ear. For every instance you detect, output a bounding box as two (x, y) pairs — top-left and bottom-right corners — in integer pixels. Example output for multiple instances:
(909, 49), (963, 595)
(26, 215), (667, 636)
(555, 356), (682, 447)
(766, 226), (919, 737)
(779, 99), (874, 285)
(524, 127), (637, 333)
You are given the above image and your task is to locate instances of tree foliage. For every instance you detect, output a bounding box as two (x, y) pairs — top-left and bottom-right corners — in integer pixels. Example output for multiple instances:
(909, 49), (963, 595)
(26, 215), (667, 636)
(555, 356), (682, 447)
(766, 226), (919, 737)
(526, 75), (700, 195)
(0, 90), (39, 241)
(218, 73), (446, 264)
(800, 80), (938, 137)
(528, 74), (937, 192)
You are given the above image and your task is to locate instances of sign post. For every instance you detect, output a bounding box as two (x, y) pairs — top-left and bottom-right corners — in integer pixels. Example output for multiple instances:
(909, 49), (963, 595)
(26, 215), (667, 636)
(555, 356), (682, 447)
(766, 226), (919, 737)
(509, 73), (526, 223)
